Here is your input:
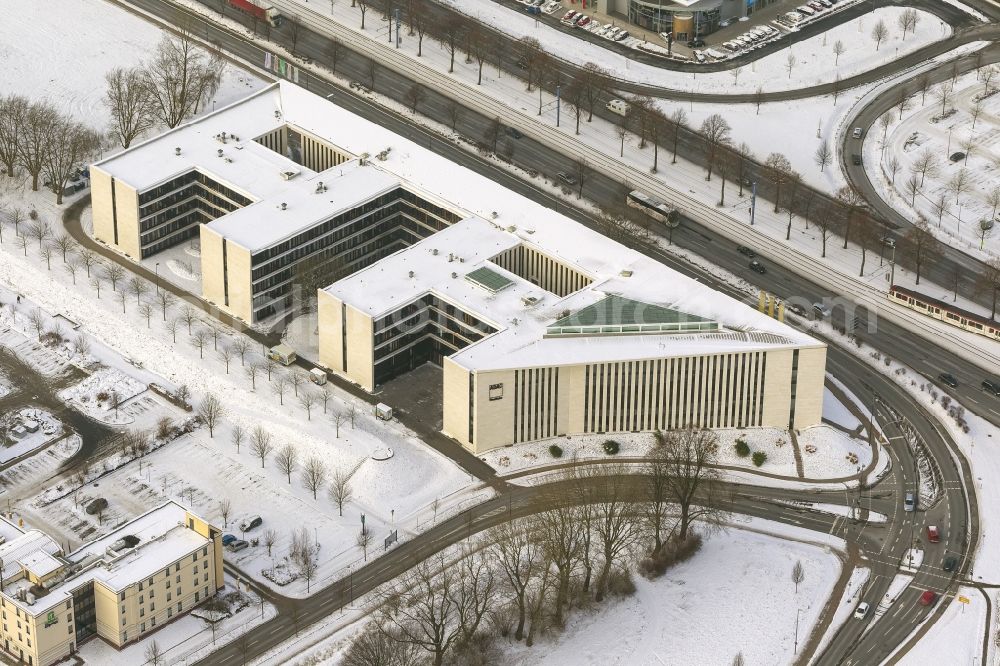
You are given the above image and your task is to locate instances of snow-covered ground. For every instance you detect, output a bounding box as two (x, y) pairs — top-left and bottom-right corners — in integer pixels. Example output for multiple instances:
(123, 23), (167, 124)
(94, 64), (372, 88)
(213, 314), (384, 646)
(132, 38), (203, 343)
(868, 67), (1000, 261)
(0, 0), (263, 150)
(485, 423), (873, 481)
(58, 367), (148, 424)
(500, 519), (842, 666)
(824, 386), (863, 432)
(0, 407), (65, 464)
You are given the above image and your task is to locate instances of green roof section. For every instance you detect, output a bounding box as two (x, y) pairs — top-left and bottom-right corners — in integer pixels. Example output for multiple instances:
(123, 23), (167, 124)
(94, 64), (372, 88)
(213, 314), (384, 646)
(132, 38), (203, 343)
(465, 266), (514, 293)
(547, 295), (718, 337)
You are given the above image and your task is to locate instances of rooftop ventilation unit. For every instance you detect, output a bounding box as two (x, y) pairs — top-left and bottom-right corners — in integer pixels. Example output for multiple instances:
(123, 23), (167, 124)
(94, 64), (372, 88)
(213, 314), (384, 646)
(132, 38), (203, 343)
(432, 249), (439, 255)
(174, 147), (181, 156)
(359, 152), (370, 166)
(315, 181), (327, 194)
(280, 202), (288, 211)
(217, 149), (224, 157)
(620, 270), (633, 277)
(491, 211), (498, 219)
(280, 168), (300, 180)
(376, 148), (391, 161)
(451, 272), (457, 278)
(522, 294), (540, 307)
(408, 271), (415, 278)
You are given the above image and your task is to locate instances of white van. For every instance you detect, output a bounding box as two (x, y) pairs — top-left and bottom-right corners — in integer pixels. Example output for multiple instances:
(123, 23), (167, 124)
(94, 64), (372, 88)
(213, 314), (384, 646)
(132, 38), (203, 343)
(606, 99), (631, 117)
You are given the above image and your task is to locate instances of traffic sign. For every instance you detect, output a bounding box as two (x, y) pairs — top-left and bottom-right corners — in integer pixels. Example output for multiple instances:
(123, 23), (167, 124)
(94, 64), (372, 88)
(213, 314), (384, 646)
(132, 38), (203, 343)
(958, 596), (970, 604)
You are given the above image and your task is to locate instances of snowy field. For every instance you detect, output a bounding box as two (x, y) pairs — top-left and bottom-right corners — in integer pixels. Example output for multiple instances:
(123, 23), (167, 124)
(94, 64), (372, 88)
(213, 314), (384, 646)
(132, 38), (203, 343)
(0, 0), (263, 148)
(500, 520), (842, 666)
(868, 67), (1000, 261)
(896, 586), (988, 665)
(0, 407), (65, 464)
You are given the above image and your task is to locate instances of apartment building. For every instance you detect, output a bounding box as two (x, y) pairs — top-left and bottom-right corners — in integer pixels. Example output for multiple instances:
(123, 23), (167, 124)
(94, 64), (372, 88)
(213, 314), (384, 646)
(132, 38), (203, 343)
(0, 502), (222, 666)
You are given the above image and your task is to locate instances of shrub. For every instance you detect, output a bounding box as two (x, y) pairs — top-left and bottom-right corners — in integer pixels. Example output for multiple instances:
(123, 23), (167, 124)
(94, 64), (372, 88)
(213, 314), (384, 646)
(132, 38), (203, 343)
(548, 444), (563, 458)
(638, 532), (703, 579)
(606, 569), (637, 597)
(95, 391), (109, 402)
(603, 439), (620, 455)
(734, 438), (751, 457)
(752, 451), (767, 467)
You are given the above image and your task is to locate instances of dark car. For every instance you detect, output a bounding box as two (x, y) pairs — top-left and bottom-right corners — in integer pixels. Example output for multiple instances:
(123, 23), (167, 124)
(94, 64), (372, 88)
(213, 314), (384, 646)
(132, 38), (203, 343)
(687, 38), (706, 47)
(949, 151), (966, 163)
(557, 172), (577, 186)
(851, 154), (862, 166)
(506, 127), (524, 140)
(749, 260), (766, 274)
(737, 245), (757, 258)
(983, 379), (1000, 397)
(938, 373), (958, 388)
(85, 498), (109, 515)
(221, 534), (237, 546)
(942, 556), (958, 572)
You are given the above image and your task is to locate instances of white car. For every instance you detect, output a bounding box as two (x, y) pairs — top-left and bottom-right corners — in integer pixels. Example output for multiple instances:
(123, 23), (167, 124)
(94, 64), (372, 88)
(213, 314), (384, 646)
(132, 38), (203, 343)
(854, 602), (870, 620)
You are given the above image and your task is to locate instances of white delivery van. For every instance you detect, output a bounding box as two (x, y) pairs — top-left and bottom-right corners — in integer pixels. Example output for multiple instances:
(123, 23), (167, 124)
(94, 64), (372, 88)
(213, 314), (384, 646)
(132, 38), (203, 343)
(606, 99), (631, 117)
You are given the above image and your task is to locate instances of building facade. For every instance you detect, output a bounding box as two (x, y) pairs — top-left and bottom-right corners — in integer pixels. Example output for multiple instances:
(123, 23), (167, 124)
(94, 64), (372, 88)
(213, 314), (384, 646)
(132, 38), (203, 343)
(0, 503), (222, 666)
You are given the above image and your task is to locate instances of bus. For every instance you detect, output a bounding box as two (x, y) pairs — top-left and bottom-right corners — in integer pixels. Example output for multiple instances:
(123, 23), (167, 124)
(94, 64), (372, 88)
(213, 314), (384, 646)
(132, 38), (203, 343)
(888, 284), (1000, 342)
(627, 190), (679, 226)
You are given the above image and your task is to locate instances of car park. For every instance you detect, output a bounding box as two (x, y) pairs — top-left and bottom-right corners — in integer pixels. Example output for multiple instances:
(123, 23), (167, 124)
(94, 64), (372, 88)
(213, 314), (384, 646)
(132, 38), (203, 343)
(737, 245), (757, 258)
(904, 492), (915, 512)
(918, 590), (936, 606)
(854, 602), (870, 620)
(938, 373), (958, 388)
(926, 525), (940, 543)
(749, 260), (766, 274)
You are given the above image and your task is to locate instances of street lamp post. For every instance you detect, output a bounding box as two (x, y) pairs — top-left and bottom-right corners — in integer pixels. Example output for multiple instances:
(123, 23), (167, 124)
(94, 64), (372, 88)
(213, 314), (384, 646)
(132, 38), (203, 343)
(155, 262), (160, 295)
(750, 181), (758, 226)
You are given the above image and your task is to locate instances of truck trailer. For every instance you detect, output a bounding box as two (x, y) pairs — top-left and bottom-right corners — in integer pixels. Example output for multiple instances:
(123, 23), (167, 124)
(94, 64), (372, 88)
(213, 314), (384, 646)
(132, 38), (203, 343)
(228, 0), (284, 27)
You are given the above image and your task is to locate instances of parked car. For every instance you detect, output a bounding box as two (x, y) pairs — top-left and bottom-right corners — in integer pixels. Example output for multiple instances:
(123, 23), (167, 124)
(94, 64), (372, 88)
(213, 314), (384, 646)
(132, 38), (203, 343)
(85, 498), (109, 515)
(614, 30), (630, 42)
(221, 534), (238, 546)
(926, 525), (941, 543)
(942, 556), (958, 572)
(749, 260), (766, 274)
(228, 539), (249, 552)
(938, 373), (958, 388)
(983, 378), (1000, 396)
(737, 245), (756, 258)
(687, 38), (706, 47)
(557, 172), (577, 186)
(788, 303), (808, 317)
(560, 10), (577, 23)
(881, 236), (896, 248)
(918, 590), (937, 606)
(812, 302), (831, 318)
(576, 16), (591, 27)
(240, 515), (263, 532)
(949, 151), (966, 163)
(854, 602), (870, 620)
(904, 492), (916, 512)
(606, 98), (631, 116)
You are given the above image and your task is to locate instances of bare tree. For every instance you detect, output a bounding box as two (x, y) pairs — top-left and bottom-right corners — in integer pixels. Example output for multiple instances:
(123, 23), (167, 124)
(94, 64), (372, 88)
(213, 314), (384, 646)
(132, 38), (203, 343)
(887, 155), (901, 185)
(28, 309), (46, 340)
(700, 114), (731, 181)
(855, 215), (880, 276)
(832, 40), (845, 66)
(198, 394), (225, 437)
(28, 219), (52, 249)
(871, 20), (888, 51)
(219, 498), (232, 528)
(104, 263), (125, 292)
(179, 306), (197, 334)
(667, 108), (687, 165)
(245, 361), (261, 389)
(0, 95), (29, 176)
(659, 428), (725, 541)
(230, 424), (245, 453)
(127, 275), (149, 304)
(143, 32), (224, 128)
(298, 391), (318, 420)
(329, 467), (353, 515)
(232, 337), (251, 366)
(302, 456), (327, 499)
(898, 8), (919, 40)
(271, 376), (289, 405)
(165, 317), (180, 343)
(276, 444), (298, 483)
(592, 468), (642, 601)
(138, 302), (153, 326)
(948, 167), (971, 207)
(792, 560), (805, 592)
(901, 218), (941, 285)
(357, 527), (374, 561)
(263, 528), (277, 557)
(975, 258), (1000, 318)
(250, 426), (273, 467)
(404, 83), (426, 114)
(490, 519), (541, 641)
(144, 640), (163, 666)
(836, 185), (866, 248)
(933, 83), (953, 116)
(104, 67), (155, 149)
(18, 101), (59, 191)
(814, 142), (832, 172)
(764, 152), (793, 213)
(911, 148), (939, 187)
(40, 245), (53, 270)
(784, 52), (797, 79)
(441, 16), (467, 74)
(190, 329), (209, 359)
(970, 100), (984, 130)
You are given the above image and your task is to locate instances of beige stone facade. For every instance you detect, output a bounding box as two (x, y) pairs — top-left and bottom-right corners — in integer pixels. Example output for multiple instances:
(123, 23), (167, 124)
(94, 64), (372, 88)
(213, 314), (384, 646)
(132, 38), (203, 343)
(0, 503), (221, 666)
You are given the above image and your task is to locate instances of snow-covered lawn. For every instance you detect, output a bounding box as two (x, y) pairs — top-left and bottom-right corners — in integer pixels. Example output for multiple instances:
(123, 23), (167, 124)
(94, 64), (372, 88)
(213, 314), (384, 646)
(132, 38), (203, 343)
(868, 67), (1000, 261)
(487, 423), (873, 481)
(824, 386), (863, 432)
(500, 520), (842, 666)
(0, 0), (263, 139)
(58, 367), (149, 424)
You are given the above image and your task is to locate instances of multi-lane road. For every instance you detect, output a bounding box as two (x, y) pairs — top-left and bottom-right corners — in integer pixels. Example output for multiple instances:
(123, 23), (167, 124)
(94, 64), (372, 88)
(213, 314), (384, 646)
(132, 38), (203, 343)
(101, 0), (983, 662)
